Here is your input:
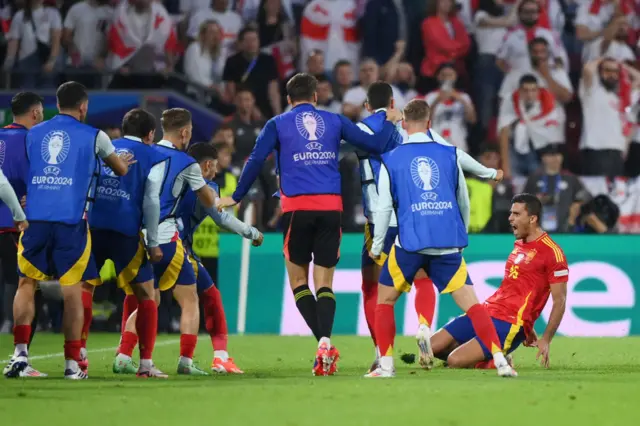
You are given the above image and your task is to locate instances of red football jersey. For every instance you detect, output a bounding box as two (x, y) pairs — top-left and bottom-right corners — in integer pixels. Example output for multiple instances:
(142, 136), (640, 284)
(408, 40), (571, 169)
(485, 233), (568, 336)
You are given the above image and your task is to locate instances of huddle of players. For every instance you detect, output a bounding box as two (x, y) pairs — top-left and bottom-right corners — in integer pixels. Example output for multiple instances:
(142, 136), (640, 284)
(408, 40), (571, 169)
(2, 82), (262, 380)
(222, 73), (568, 377)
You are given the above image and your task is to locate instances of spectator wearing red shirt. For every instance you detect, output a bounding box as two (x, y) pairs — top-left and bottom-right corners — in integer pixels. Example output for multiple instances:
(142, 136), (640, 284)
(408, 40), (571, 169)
(418, 0), (470, 94)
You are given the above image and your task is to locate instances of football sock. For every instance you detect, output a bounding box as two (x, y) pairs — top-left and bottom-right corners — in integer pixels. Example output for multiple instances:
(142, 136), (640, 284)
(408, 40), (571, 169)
(179, 334), (198, 360)
(214, 350), (229, 361)
(201, 286), (228, 351)
(374, 304), (396, 360)
(293, 285), (320, 340)
(137, 300), (157, 360)
(121, 295), (138, 333)
(475, 359), (495, 369)
(316, 287), (336, 339)
(361, 280), (378, 345)
(467, 304), (503, 355)
(81, 290), (93, 349)
(64, 340), (82, 365)
(414, 277), (436, 327)
(13, 324), (31, 356)
(118, 331), (138, 357)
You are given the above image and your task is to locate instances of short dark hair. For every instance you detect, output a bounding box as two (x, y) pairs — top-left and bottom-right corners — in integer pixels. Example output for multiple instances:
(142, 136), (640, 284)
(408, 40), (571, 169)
(235, 85), (254, 96)
(56, 81), (88, 110)
(286, 73), (317, 103)
(403, 99), (431, 122)
(213, 141), (232, 154)
(11, 92), (43, 116)
(333, 60), (351, 72)
(528, 37), (549, 50)
(519, 74), (539, 87)
(512, 193), (543, 222)
(187, 142), (218, 162)
(161, 108), (192, 132)
(366, 81), (393, 110)
(238, 25), (258, 42)
(315, 74), (330, 84)
(122, 108), (156, 139)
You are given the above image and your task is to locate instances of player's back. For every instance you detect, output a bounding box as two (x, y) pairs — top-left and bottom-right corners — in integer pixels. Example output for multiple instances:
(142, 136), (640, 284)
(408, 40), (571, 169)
(486, 233), (568, 333)
(90, 137), (168, 236)
(272, 104), (343, 198)
(152, 143), (197, 221)
(0, 124), (28, 229)
(26, 115), (100, 224)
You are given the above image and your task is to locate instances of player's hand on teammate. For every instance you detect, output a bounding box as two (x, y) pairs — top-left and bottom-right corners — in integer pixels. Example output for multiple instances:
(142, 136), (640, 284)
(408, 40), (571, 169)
(252, 231), (264, 247)
(119, 151), (137, 168)
(217, 196), (238, 211)
(15, 220), (29, 232)
(532, 338), (550, 368)
(385, 108), (403, 124)
(148, 246), (163, 263)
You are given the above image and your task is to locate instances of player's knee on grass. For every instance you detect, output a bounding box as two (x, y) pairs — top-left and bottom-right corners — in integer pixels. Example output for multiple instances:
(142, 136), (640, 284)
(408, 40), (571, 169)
(446, 340), (486, 369)
(430, 329), (459, 361)
(377, 283), (400, 305)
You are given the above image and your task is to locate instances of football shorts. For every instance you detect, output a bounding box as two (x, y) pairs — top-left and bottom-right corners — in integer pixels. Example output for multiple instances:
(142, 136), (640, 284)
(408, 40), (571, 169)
(152, 239), (196, 291)
(282, 210), (342, 268)
(443, 315), (526, 359)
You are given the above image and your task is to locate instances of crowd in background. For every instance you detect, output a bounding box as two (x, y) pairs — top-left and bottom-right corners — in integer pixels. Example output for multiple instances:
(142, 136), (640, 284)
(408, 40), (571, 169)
(0, 0), (639, 237)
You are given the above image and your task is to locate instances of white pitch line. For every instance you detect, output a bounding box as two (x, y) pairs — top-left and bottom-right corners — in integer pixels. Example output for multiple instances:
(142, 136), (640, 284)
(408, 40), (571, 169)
(1, 338), (181, 363)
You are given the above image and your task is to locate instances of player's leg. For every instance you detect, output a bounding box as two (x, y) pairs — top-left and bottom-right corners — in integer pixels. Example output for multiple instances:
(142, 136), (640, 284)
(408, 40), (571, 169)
(366, 246), (422, 378)
(6, 224), (52, 378)
(361, 223), (380, 353)
(282, 211), (321, 342)
(430, 253), (517, 377)
(413, 268), (437, 369)
(431, 315), (476, 361)
(311, 211), (343, 375)
(193, 257), (242, 374)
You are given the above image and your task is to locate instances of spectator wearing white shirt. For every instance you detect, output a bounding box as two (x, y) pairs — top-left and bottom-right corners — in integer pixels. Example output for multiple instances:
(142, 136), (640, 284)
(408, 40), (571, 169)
(582, 15), (636, 63)
(62, 0), (114, 89)
(304, 49), (330, 80)
(575, 0), (634, 48)
(342, 58), (405, 121)
(473, 0), (518, 128)
(496, 0), (568, 73)
(184, 19), (231, 113)
(423, 63), (476, 152)
(579, 57), (640, 176)
(3, 0), (62, 89)
(499, 37), (573, 114)
(187, 0), (244, 64)
(498, 74), (565, 178)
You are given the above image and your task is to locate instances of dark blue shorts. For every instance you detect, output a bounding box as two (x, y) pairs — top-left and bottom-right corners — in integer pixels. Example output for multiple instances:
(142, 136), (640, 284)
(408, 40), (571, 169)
(187, 252), (214, 293)
(361, 223), (398, 268)
(90, 229), (154, 295)
(152, 239), (196, 291)
(18, 221), (98, 286)
(379, 246), (471, 293)
(443, 315), (526, 359)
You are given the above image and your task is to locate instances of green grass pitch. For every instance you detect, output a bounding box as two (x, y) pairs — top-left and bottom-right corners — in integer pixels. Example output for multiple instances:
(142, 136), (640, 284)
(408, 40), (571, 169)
(2, 333), (640, 425)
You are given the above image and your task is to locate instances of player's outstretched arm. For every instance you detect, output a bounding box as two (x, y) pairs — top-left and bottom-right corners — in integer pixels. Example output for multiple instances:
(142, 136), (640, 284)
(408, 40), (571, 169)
(535, 282), (567, 368)
(339, 114), (396, 155)
(369, 164), (393, 258)
(456, 148), (500, 181)
(203, 203), (262, 244)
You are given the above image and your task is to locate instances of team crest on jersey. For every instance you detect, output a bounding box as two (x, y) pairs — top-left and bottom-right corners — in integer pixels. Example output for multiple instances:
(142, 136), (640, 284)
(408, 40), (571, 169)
(0, 140), (5, 167)
(525, 249), (537, 264)
(411, 156), (440, 193)
(103, 148), (133, 177)
(513, 253), (525, 264)
(295, 111), (325, 141)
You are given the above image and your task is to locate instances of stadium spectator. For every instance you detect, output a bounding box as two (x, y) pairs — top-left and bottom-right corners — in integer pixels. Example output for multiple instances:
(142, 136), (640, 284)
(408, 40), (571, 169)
(423, 62), (476, 152)
(101, 124), (122, 140)
(3, 0), (62, 89)
(473, 0), (518, 128)
(106, 0), (179, 90)
(626, 100), (640, 177)
(496, 0), (568, 73)
(62, 0), (113, 89)
(257, 0), (293, 47)
(466, 144), (514, 233)
(183, 20), (226, 102)
(225, 87), (265, 167)
(579, 58), (640, 176)
(574, 194), (620, 233)
(223, 26), (281, 118)
(305, 49), (329, 79)
(188, 0), (243, 66)
(332, 59), (354, 102)
(390, 62), (418, 107)
(360, 0), (406, 67)
(419, 0), (470, 94)
(342, 59), (405, 121)
(581, 14), (636, 63)
(575, 0), (634, 54)
(299, 0), (360, 73)
(524, 144), (590, 233)
(498, 74), (565, 178)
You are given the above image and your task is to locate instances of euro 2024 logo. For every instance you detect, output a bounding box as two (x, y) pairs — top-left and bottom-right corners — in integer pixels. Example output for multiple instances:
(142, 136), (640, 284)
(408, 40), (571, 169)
(41, 130), (71, 176)
(296, 111), (325, 144)
(410, 156), (440, 201)
(102, 148), (133, 186)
